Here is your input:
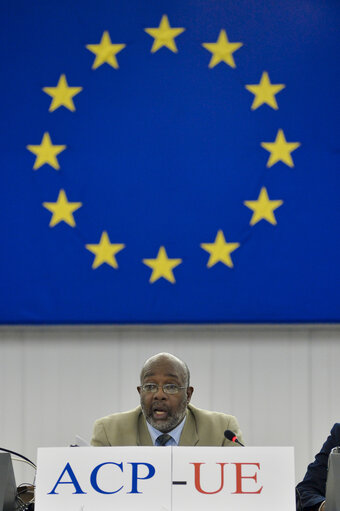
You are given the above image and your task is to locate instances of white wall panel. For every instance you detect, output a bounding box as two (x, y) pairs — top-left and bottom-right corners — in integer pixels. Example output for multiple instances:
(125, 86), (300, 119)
(0, 325), (339, 487)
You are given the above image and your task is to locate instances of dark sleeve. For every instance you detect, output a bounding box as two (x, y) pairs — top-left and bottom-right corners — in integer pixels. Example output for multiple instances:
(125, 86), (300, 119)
(296, 424), (340, 510)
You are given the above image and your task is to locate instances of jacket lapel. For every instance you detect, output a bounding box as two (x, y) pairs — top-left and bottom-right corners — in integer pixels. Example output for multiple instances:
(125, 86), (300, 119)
(179, 407), (198, 446)
(137, 412), (153, 446)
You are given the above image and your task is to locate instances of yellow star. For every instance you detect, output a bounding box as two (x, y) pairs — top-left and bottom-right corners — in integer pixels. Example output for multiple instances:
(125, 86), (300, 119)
(143, 246), (182, 283)
(244, 187), (283, 225)
(43, 190), (82, 227)
(26, 132), (66, 170)
(85, 231), (125, 269)
(86, 31), (126, 70)
(42, 74), (83, 112)
(200, 230), (240, 268)
(202, 30), (243, 69)
(261, 129), (301, 168)
(245, 71), (285, 110)
(144, 15), (185, 53)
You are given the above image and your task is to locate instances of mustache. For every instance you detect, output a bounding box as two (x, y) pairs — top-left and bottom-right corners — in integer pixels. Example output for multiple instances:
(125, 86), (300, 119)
(151, 402), (170, 412)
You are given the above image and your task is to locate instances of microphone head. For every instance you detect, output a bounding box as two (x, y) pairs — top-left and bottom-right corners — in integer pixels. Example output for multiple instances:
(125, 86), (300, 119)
(224, 430), (237, 442)
(224, 430), (244, 446)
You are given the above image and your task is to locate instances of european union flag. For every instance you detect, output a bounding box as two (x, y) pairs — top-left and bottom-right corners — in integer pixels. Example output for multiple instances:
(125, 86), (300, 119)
(1, 0), (339, 323)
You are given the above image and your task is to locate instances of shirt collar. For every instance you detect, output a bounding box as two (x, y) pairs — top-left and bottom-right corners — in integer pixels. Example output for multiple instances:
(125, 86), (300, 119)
(146, 416), (186, 446)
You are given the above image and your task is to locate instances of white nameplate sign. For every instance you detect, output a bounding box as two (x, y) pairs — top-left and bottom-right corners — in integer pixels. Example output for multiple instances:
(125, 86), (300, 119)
(35, 446), (295, 510)
(172, 446), (295, 510)
(35, 446), (172, 511)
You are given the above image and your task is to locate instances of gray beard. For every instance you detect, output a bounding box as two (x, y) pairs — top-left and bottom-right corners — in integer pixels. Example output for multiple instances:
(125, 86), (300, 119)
(141, 397), (187, 433)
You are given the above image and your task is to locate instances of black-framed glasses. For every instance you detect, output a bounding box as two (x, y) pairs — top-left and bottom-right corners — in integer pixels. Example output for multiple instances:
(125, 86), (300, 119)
(140, 383), (187, 395)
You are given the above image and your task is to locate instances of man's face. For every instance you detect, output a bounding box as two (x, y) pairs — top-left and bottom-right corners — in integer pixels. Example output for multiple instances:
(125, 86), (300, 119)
(137, 358), (194, 433)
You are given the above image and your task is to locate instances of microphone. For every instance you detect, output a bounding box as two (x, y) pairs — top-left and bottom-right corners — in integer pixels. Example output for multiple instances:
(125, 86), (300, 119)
(224, 430), (245, 447)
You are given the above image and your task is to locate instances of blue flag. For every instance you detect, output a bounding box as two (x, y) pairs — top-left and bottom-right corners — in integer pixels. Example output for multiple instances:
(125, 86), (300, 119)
(1, 0), (339, 323)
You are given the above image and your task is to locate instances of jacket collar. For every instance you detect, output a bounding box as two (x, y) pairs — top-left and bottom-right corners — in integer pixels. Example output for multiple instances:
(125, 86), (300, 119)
(179, 405), (199, 446)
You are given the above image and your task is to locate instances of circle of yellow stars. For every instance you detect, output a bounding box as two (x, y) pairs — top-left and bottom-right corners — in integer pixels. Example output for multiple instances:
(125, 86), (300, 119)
(26, 14), (301, 284)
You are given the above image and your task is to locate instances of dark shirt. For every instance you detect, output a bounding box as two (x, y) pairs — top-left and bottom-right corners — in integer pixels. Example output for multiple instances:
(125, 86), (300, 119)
(296, 423), (340, 510)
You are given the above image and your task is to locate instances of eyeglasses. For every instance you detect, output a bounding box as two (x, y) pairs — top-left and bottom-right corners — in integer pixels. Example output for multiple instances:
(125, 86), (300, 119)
(140, 383), (187, 395)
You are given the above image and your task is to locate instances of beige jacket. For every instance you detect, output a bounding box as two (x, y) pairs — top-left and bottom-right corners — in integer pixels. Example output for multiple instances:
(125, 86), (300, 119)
(91, 403), (243, 447)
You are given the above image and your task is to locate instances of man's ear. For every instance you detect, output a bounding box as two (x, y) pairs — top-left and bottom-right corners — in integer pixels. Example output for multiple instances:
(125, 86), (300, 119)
(137, 386), (141, 395)
(186, 386), (194, 402)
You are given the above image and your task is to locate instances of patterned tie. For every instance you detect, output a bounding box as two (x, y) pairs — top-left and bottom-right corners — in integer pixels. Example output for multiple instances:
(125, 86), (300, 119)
(156, 433), (172, 446)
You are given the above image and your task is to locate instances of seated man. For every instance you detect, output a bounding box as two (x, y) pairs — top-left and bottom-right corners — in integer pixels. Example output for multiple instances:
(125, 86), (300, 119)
(91, 352), (243, 447)
(296, 423), (340, 511)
